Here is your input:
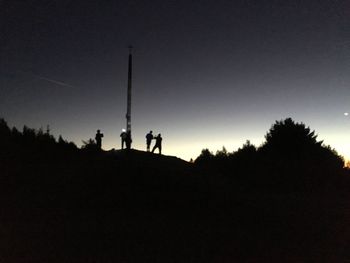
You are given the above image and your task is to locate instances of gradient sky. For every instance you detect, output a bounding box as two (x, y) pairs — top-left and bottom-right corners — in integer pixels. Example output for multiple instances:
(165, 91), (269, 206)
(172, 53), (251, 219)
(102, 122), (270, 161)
(1, 0), (349, 161)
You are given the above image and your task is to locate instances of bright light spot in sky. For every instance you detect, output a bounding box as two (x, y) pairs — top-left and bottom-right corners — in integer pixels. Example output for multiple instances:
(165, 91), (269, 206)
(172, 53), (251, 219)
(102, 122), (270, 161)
(344, 112), (349, 116)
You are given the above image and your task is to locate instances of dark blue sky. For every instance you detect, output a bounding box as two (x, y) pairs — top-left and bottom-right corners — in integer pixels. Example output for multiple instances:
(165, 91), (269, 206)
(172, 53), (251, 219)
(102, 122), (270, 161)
(1, 0), (349, 160)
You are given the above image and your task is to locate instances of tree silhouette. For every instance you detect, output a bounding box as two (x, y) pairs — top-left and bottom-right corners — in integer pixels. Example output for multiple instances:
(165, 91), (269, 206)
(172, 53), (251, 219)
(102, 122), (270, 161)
(195, 148), (214, 165)
(256, 118), (344, 192)
(259, 118), (343, 168)
(235, 140), (256, 158)
(0, 118), (10, 135)
(0, 117), (77, 159)
(215, 146), (228, 157)
(260, 118), (322, 159)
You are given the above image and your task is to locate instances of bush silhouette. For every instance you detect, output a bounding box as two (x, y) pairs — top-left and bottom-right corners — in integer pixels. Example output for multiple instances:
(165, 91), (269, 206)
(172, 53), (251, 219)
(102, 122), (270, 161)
(81, 138), (100, 152)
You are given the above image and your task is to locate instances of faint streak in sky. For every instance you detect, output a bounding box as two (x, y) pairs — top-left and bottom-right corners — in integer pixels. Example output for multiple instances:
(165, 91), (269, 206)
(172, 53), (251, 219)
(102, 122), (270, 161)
(29, 74), (76, 89)
(0, 70), (78, 91)
(8, 70), (77, 89)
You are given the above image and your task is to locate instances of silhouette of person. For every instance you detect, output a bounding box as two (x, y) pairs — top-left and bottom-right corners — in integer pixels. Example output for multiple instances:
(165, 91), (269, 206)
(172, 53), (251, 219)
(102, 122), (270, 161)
(120, 130), (127, 149)
(125, 131), (132, 150)
(152, 133), (162, 154)
(146, 130), (153, 152)
(95, 129), (104, 149)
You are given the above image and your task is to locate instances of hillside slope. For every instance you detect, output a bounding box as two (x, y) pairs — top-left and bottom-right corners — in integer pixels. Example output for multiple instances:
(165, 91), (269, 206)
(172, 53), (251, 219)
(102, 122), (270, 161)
(1, 128), (350, 262)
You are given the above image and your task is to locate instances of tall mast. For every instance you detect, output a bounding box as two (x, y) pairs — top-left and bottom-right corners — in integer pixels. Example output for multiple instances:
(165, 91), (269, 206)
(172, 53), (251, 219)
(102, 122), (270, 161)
(126, 46), (132, 135)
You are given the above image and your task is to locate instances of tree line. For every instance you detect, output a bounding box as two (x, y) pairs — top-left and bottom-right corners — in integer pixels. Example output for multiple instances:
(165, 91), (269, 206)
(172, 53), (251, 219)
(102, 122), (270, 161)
(0, 117), (348, 194)
(195, 118), (347, 193)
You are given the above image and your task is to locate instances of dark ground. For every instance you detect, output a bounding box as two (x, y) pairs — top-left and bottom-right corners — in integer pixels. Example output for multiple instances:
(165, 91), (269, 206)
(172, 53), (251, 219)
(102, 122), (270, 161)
(1, 149), (350, 262)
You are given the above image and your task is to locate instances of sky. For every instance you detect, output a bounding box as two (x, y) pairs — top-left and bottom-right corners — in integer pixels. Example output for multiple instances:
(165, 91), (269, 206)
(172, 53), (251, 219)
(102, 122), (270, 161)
(0, 0), (349, 161)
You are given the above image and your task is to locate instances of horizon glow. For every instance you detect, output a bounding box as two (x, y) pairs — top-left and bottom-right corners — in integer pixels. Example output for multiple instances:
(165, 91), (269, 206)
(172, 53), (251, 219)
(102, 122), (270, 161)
(5, 112), (350, 164)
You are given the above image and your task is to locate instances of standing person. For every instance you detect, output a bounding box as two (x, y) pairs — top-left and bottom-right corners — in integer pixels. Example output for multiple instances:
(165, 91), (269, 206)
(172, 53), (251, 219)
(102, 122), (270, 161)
(146, 130), (153, 152)
(152, 133), (162, 154)
(95, 129), (104, 149)
(120, 129), (127, 149)
(125, 131), (132, 150)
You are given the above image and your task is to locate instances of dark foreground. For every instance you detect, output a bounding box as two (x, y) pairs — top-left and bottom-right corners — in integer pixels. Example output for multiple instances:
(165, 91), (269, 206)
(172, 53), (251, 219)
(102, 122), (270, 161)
(1, 150), (350, 262)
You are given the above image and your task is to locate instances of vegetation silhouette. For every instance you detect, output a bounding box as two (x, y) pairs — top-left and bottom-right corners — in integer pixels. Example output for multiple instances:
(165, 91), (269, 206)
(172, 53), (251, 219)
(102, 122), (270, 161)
(195, 118), (345, 193)
(0, 118), (77, 163)
(1, 117), (350, 262)
(81, 138), (100, 152)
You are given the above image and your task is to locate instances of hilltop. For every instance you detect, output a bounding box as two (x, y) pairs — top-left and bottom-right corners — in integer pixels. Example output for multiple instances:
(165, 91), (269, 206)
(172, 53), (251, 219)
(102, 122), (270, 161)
(1, 118), (350, 262)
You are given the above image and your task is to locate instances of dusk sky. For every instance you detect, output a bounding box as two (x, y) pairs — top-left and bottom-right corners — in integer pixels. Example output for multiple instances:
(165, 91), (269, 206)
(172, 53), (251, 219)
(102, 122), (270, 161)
(1, 0), (349, 161)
